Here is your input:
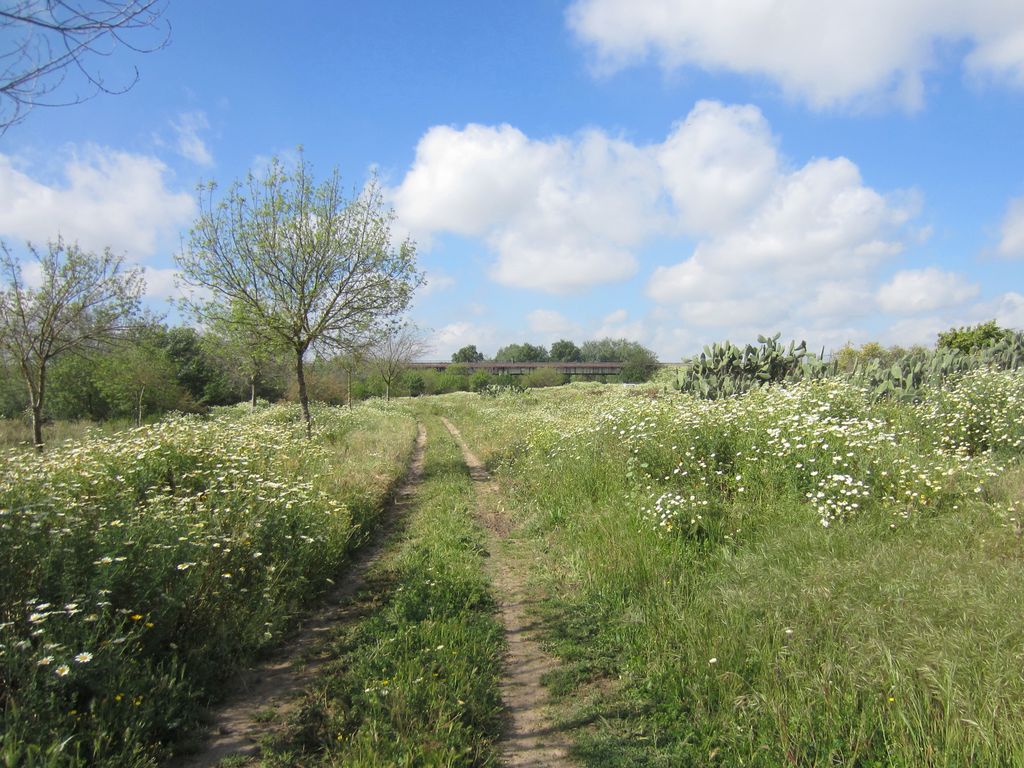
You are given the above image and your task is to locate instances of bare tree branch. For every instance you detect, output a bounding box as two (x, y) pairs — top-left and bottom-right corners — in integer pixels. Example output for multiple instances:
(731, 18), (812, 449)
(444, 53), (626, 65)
(369, 322), (430, 401)
(0, 0), (170, 133)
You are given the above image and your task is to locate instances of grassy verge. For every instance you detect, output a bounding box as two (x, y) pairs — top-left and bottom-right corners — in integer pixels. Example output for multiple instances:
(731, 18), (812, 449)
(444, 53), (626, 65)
(438, 375), (1024, 766)
(261, 416), (504, 766)
(0, 401), (416, 767)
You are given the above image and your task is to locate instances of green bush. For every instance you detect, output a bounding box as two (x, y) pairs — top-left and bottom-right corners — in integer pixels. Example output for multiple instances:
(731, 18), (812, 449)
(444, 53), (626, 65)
(523, 367), (565, 388)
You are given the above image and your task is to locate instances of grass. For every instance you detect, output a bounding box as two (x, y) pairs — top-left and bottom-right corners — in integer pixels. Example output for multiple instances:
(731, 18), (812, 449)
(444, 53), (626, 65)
(437, 373), (1024, 765)
(260, 415), (505, 766)
(0, 401), (417, 767)
(0, 416), (134, 451)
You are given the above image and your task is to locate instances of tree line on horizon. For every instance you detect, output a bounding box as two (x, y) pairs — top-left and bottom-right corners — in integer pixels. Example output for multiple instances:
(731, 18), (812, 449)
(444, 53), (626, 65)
(450, 338), (660, 380)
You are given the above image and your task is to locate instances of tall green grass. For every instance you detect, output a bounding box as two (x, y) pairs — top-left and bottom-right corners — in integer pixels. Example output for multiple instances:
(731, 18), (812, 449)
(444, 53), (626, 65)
(440, 373), (1024, 765)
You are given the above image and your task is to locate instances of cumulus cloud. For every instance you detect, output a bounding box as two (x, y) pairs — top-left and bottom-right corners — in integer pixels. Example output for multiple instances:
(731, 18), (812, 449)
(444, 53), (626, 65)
(876, 268), (979, 314)
(593, 308), (645, 341)
(997, 195), (1024, 257)
(875, 290), (1024, 347)
(0, 147), (194, 259)
(527, 309), (581, 339)
(390, 123), (663, 293)
(431, 321), (498, 359)
(394, 101), (949, 354)
(648, 124), (916, 342)
(567, 0), (1024, 110)
(658, 101), (778, 234)
(171, 111), (214, 166)
(142, 266), (184, 301)
(419, 269), (456, 297)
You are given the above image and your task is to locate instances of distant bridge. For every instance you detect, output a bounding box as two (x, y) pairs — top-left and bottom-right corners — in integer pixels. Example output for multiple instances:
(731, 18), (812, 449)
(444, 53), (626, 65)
(408, 361), (629, 376)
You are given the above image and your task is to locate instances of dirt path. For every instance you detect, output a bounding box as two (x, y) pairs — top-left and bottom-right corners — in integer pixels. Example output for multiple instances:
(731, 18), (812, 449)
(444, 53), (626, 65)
(170, 423), (428, 768)
(441, 417), (573, 768)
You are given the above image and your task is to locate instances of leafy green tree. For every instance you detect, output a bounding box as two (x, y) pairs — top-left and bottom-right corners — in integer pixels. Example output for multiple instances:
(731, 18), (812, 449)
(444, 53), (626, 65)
(0, 352), (27, 418)
(469, 370), (491, 392)
(523, 367), (565, 388)
(94, 334), (191, 425)
(336, 339), (372, 409)
(619, 348), (660, 383)
(549, 339), (582, 362)
(833, 341), (920, 373)
(46, 352), (109, 420)
(404, 371), (426, 397)
(937, 320), (1012, 355)
(202, 302), (288, 408)
(494, 342), (548, 362)
(159, 326), (233, 406)
(0, 239), (143, 448)
(177, 153), (421, 435)
(580, 337), (659, 382)
(451, 344), (485, 363)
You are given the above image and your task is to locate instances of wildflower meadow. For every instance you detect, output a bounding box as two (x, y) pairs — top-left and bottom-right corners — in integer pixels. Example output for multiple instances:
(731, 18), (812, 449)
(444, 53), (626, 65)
(0, 402), (415, 766)
(438, 368), (1024, 764)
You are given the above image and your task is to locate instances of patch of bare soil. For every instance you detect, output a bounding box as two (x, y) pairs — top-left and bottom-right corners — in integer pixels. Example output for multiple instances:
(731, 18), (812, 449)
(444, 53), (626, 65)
(441, 417), (574, 768)
(169, 423), (428, 768)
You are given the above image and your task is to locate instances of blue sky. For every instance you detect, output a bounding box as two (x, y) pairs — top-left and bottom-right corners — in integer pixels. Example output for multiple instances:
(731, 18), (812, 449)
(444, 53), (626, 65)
(2, 0), (1024, 360)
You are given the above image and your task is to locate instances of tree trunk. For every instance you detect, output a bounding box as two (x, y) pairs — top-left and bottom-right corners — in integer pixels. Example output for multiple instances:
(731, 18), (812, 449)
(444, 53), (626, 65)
(31, 402), (43, 452)
(250, 375), (257, 409)
(295, 348), (312, 437)
(136, 384), (145, 427)
(385, 379), (390, 401)
(347, 369), (353, 410)
(29, 364), (45, 452)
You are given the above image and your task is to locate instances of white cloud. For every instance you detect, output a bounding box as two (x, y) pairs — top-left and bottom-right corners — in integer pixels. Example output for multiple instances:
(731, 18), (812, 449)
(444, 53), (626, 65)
(419, 269), (456, 297)
(395, 102), (965, 355)
(527, 309), (581, 339)
(0, 147), (194, 259)
(997, 195), (1024, 257)
(171, 111), (214, 167)
(877, 268), (979, 314)
(990, 291), (1024, 327)
(567, 0), (1024, 110)
(648, 145), (916, 340)
(430, 321), (498, 359)
(593, 308), (645, 341)
(658, 101), (778, 234)
(875, 290), (1024, 348)
(142, 266), (184, 301)
(390, 123), (663, 293)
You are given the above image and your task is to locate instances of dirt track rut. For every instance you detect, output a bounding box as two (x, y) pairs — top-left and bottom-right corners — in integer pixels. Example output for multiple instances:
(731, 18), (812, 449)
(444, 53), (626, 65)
(171, 423), (427, 767)
(441, 417), (573, 768)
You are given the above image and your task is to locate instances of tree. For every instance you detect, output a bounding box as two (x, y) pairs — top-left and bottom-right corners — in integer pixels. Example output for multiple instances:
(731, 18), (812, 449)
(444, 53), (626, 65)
(94, 331), (191, 425)
(494, 342), (548, 362)
(549, 339), (582, 362)
(580, 337), (659, 382)
(370, 323), (429, 401)
(1, 0), (170, 133)
(937, 320), (1012, 355)
(0, 239), (143, 448)
(46, 350), (109, 420)
(202, 302), (287, 408)
(451, 344), (485, 363)
(177, 154), (421, 435)
(523, 367), (565, 388)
